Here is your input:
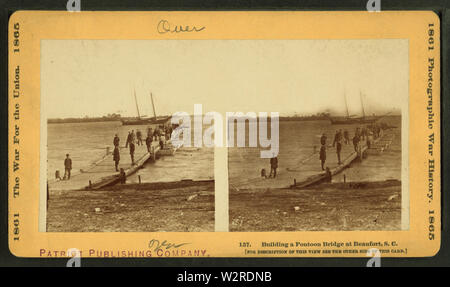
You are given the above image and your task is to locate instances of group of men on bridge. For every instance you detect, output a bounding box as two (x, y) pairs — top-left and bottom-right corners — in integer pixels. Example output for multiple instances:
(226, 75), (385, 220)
(261, 122), (386, 181)
(320, 123), (384, 171)
(112, 125), (174, 172)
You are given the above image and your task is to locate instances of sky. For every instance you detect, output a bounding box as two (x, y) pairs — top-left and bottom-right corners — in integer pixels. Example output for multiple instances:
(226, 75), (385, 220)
(41, 39), (408, 118)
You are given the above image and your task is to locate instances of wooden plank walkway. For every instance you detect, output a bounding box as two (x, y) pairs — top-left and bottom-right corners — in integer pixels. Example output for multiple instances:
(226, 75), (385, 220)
(49, 142), (161, 191)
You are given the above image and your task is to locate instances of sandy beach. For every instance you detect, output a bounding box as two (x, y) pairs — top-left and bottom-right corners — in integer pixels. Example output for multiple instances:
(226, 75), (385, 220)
(230, 180), (401, 232)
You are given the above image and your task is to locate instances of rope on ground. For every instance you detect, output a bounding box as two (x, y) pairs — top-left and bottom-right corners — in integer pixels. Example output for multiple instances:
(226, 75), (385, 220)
(286, 150), (318, 172)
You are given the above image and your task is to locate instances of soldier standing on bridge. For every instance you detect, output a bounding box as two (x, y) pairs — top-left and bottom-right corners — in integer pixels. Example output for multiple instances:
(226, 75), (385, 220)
(130, 130), (136, 143)
(320, 144), (327, 171)
(355, 127), (361, 140)
(352, 132), (360, 152)
(361, 127), (367, 140)
(332, 129), (343, 165)
(129, 133), (136, 165)
(153, 127), (160, 141)
(320, 133), (327, 146)
(343, 129), (350, 145)
(159, 134), (165, 150)
(63, 154), (72, 180)
(136, 129), (143, 146)
(113, 146), (120, 171)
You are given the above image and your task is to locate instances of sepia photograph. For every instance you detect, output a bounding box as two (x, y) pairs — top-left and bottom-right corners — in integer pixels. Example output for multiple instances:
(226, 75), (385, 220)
(42, 40), (216, 232)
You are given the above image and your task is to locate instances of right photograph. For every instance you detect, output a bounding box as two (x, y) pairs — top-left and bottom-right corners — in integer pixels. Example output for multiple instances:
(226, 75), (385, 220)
(228, 39), (408, 232)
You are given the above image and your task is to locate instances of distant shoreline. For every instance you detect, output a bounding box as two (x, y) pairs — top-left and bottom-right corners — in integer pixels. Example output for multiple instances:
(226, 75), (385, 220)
(48, 118), (121, 124)
(48, 114), (401, 124)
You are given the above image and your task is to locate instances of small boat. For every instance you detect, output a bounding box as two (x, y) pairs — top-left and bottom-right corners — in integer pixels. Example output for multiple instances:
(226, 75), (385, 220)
(291, 132), (388, 189)
(121, 90), (171, 125)
(121, 116), (171, 125)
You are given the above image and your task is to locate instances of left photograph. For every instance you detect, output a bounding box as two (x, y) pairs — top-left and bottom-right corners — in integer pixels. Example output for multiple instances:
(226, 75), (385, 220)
(42, 40), (214, 232)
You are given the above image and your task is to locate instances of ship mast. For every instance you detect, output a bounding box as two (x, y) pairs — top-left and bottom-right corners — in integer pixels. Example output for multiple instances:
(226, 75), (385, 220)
(150, 92), (157, 120)
(360, 91), (366, 119)
(134, 88), (141, 119)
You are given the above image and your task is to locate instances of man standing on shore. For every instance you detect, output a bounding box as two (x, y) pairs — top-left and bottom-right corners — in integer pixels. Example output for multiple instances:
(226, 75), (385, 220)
(63, 154), (72, 180)
(153, 127), (159, 141)
(269, 154), (278, 178)
(130, 130), (136, 144)
(129, 135), (136, 165)
(113, 146), (120, 171)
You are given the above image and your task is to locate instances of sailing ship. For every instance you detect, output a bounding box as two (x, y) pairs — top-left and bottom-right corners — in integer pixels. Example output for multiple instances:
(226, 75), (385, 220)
(326, 91), (385, 125)
(121, 90), (171, 125)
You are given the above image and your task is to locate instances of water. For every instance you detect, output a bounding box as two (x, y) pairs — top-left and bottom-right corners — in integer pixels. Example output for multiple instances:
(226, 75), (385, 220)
(48, 117), (401, 186)
(47, 121), (214, 182)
